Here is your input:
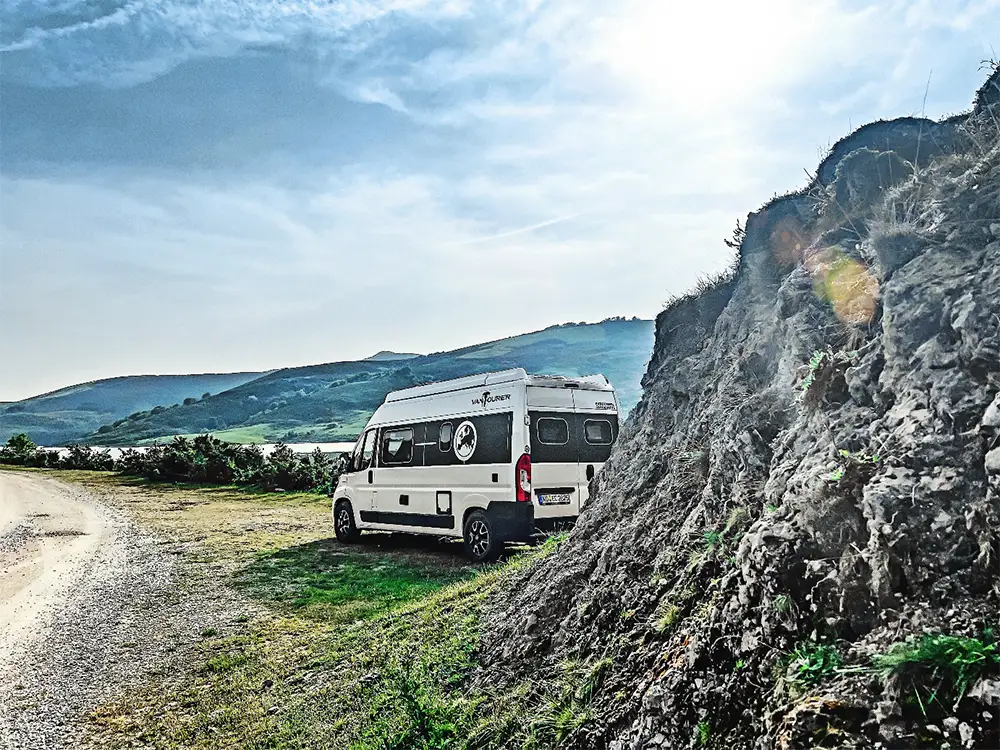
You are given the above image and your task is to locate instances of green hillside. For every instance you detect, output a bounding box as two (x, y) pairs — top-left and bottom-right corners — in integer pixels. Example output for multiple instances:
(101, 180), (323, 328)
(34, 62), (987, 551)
(0, 372), (264, 446)
(85, 319), (653, 446)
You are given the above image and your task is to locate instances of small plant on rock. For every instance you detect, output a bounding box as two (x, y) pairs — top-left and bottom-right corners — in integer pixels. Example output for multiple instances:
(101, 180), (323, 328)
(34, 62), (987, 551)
(653, 603), (681, 634)
(799, 348), (858, 406)
(827, 448), (883, 486)
(696, 719), (712, 746)
(786, 642), (843, 690)
(872, 631), (1000, 712)
(773, 594), (793, 615)
(703, 530), (723, 551)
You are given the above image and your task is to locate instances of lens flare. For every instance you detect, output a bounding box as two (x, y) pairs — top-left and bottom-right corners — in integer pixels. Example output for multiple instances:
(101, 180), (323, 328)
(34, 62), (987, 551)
(803, 243), (879, 325)
(769, 217), (806, 266)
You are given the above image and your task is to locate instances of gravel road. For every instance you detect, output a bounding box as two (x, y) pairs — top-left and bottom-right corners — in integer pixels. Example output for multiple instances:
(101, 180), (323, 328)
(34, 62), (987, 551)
(0, 471), (224, 750)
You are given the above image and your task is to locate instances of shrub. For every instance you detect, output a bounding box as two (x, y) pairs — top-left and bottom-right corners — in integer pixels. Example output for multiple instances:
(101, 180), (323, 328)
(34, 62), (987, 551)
(0, 432), (343, 496)
(873, 631), (999, 712)
(0, 433), (37, 464)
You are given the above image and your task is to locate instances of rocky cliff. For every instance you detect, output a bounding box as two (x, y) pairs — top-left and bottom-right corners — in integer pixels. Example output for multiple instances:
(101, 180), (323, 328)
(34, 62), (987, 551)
(478, 71), (1000, 749)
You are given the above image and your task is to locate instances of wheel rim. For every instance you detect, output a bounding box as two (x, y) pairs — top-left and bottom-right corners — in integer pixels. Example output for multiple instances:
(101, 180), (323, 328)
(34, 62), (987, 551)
(336, 507), (351, 536)
(469, 519), (490, 558)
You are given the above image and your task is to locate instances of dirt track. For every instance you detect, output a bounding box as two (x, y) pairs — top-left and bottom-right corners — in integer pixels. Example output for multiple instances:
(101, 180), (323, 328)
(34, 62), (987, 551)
(0, 472), (117, 673)
(0, 471), (200, 750)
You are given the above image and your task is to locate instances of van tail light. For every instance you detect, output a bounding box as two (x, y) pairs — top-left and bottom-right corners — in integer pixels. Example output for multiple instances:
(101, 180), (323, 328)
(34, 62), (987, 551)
(515, 453), (531, 502)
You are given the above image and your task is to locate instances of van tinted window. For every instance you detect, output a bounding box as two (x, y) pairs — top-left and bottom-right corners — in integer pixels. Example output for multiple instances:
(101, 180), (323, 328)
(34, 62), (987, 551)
(358, 430), (376, 470)
(584, 419), (613, 445)
(530, 411), (619, 464)
(537, 417), (569, 445)
(439, 422), (453, 452)
(381, 428), (413, 465)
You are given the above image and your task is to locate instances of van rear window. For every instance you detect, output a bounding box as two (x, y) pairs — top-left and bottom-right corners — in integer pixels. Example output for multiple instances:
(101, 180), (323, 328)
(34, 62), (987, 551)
(381, 428), (413, 465)
(584, 419), (614, 445)
(537, 417), (569, 445)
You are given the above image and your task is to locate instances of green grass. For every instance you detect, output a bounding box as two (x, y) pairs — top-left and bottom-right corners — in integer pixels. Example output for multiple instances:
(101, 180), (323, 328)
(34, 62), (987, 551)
(872, 631), (999, 712)
(785, 642), (843, 690)
(773, 594), (792, 614)
(234, 539), (474, 622)
(696, 720), (711, 746)
(92, 533), (578, 749)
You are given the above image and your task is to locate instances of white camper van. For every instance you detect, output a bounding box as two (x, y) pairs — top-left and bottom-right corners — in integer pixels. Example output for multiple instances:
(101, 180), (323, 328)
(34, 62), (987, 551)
(332, 368), (620, 561)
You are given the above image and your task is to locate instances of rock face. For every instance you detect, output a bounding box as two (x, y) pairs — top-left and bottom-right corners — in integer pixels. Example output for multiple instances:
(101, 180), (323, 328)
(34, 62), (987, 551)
(478, 71), (1000, 748)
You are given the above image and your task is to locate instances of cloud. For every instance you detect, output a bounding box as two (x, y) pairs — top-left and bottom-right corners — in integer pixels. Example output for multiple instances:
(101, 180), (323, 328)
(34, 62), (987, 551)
(3, 0), (1000, 399)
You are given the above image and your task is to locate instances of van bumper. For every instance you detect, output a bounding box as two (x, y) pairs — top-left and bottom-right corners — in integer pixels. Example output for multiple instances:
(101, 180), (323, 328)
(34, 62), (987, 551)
(533, 516), (578, 534)
(486, 501), (534, 543)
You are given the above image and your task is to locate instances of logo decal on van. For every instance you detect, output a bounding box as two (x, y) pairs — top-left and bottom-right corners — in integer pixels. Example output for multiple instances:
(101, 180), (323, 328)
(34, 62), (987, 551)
(471, 391), (511, 407)
(454, 420), (477, 462)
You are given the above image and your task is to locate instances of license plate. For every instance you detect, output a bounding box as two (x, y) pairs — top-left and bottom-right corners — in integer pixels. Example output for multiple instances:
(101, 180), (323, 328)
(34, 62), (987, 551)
(538, 493), (571, 505)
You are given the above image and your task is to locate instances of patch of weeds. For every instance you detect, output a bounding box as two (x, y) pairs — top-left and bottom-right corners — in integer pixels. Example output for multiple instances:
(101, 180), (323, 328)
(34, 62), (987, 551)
(872, 630), (1000, 712)
(704, 530), (723, 550)
(204, 649), (249, 674)
(800, 348), (858, 406)
(773, 594), (793, 615)
(723, 506), (749, 535)
(786, 642), (843, 691)
(653, 603), (682, 634)
(696, 719), (712, 746)
(200, 627), (218, 638)
(517, 658), (612, 749)
(764, 503), (779, 513)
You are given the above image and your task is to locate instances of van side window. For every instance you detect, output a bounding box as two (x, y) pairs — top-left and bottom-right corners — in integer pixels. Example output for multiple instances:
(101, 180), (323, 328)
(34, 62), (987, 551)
(438, 422), (453, 452)
(381, 427), (414, 465)
(537, 417), (569, 445)
(359, 429), (377, 470)
(584, 419), (614, 445)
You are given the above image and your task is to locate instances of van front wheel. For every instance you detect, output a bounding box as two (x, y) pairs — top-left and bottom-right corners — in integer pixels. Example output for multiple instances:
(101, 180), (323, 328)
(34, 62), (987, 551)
(463, 510), (501, 562)
(334, 500), (361, 543)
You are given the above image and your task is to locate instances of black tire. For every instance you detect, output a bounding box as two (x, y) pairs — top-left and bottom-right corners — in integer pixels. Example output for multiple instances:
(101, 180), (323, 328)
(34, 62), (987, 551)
(463, 509), (501, 562)
(334, 500), (361, 543)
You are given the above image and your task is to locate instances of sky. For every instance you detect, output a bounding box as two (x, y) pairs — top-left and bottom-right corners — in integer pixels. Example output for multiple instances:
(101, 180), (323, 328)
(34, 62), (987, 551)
(1, 0), (997, 401)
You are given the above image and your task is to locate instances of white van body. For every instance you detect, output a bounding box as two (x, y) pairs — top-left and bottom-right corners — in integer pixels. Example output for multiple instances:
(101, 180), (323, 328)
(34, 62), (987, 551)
(332, 368), (620, 560)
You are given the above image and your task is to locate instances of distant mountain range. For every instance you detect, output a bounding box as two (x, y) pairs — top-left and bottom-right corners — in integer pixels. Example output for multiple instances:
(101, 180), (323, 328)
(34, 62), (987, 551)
(0, 373), (265, 446)
(1, 319), (653, 446)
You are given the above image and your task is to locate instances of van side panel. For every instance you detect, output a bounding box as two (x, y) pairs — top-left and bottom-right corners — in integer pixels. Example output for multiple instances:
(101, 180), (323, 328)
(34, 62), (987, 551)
(355, 382), (523, 538)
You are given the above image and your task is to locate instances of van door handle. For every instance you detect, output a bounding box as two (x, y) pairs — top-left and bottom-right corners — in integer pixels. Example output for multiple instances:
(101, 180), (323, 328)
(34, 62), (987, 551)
(368, 470), (373, 484)
(586, 464), (595, 481)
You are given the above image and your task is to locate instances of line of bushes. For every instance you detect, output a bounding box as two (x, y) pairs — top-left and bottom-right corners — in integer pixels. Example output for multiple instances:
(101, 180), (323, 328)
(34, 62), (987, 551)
(0, 433), (345, 494)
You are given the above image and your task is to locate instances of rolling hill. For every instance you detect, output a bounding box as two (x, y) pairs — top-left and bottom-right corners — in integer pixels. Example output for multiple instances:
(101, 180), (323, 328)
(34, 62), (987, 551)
(77, 318), (653, 446)
(0, 373), (265, 446)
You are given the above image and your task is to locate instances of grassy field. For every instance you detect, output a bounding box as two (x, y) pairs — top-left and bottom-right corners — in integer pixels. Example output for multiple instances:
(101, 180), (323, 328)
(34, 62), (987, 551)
(35, 471), (578, 749)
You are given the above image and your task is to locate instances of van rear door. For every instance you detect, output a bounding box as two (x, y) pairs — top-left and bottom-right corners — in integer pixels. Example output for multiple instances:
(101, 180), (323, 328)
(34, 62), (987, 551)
(526, 385), (581, 525)
(570, 390), (618, 508)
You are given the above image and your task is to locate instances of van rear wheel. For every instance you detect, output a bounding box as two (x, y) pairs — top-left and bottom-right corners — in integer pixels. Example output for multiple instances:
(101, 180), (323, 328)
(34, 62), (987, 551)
(463, 510), (501, 562)
(334, 500), (361, 543)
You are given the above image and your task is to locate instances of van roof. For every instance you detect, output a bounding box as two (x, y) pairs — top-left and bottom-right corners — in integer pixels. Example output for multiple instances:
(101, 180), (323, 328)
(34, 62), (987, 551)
(384, 368), (613, 403)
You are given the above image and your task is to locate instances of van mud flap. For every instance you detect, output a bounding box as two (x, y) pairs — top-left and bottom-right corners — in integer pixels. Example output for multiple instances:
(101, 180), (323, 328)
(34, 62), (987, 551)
(486, 501), (534, 543)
